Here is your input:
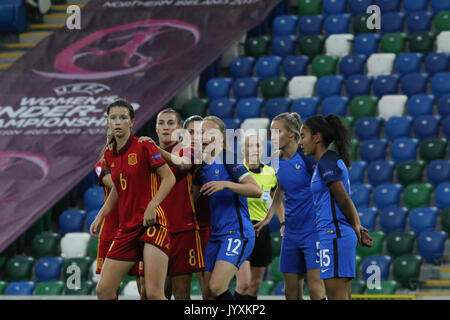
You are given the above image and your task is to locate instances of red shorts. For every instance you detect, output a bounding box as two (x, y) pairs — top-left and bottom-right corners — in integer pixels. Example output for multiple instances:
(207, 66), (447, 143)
(198, 227), (210, 255)
(168, 229), (205, 276)
(140, 224), (171, 257)
(96, 238), (142, 276)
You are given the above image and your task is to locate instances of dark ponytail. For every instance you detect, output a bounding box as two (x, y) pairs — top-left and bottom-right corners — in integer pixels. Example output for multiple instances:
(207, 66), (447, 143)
(304, 114), (351, 167)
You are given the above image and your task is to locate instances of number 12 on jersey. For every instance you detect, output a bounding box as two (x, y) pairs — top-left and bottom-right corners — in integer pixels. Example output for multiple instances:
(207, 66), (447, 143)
(226, 238), (242, 256)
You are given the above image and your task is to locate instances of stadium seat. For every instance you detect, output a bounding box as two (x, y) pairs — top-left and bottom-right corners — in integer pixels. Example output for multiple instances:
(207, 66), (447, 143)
(349, 96), (379, 120)
(298, 0), (323, 16)
(380, 207), (409, 234)
(436, 31), (450, 53)
(358, 207), (378, 231)
(274, 282), (285, 296)
(391, 138), (419, 164)
(190, 280), (202, 296)
(413, 115), (441, 140)
(435, 183), (450, 209)
(288, 76), (317, 99)
(345, 75), (371, 99)
(375, 0), (400, 12)
(407, 11), (432, 34)
(403, 183), (434, 209)
(298, 14), (324, 36)
(354, 34), (380, 56)
(396, 160), (426, 186)
(434, 11), (450, 32)
(355, 117), (382, 141)
(349, 0), (373, 14)
(264, 98), (291, 120)
(260, 77), (288, 99)
(349, 161), (367, 185)
(322, 96), (348, 116)
(402, 73), (429, 98)
(323, 0), (348, 14)
(427, 160), (450, 186)
(339, 54), (367, 79)
(64, 281), (94, 295)
(298, 34), (325, 58)
(444, 116), (450, 139)
(6, 282), (36, 296)
(282, 55), (309, 78)
(350, 139), (360, 161)
(441, 208), (450, 234)
(222, 118), (242, 130)
(62, 257), (92, 282)
(292, 97), (319, 121)
(244, 36), (270, 58)
(312, 55), (339, 77)
(34, 281), (65, 296)
(273, 15), (298, 36)
(357, 231), (386, 261)
(181, 98), (208, 118)
(240, 118), (271, 138)
(83, 187), (104, 212)
(351, 280), (366, 294)
(385, 116), (412, 141)
(431, 0), (450, 13)
(362, 256), (392, 282)
(32, 232), (60, 258)
(259, 280), (275, 296)
(205, 78), (232, 100)
(271, 36), (298, 57)
(407, 94), (435, 118)
(403, 0), (427, 13)
(209, 98), (236, 118)
(271, 256), (283, 282)
(386, 231), (416, 258)
(5, 256), (35, 282)
(229, 57), (255, 79)
(355, 255), (363, 277)
(350, 184), (372, 208)
(60, 233), (91, 258)
(325, 34), (354, 57)
(381, 32), (408, 54)
(35, 257), (64, 282)
(395, 53), (423, 76)
(367, 280), (398, 295)
(392, 254), (423, 289)
(432, 73), (450, 97)
(324, 13), (351, 34)
(367, 160), (394, 186)
(359, 139), (387, 162)
(0, 0), (27, 33)
(409, 207), (439, 235)
(378, 95), (408, 121)
(373, 75), (400, 98)
(255, 56), (283, 80)
(417, 231), (448, 264)
(58, 209), (87, 235)
(380, 13), (405, 34)
(232, 77), (259, 99)
(316, 75), (343, 99)
(87, 236), (98, 259)
(271, 232), (282, 258)
(425, 53), (449, 76)
(419, 137), (448, 162)
(236, 98), (264, 121)
(352, 13), (377, 35)
(367, 53), (396, 76)
(409, 32), (434, 54)
(373, 183), (403, 209)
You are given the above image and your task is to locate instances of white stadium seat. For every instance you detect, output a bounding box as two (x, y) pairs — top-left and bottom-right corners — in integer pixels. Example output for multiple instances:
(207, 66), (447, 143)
(60, 232), (91, 258)
(378, 95), (408, 121)
(436, 31), (450, 54)
(288, 76), (317, 99)
(325, 34), (354, 57)
(122, 280), (140, 297)
(367, 53), (396, 76)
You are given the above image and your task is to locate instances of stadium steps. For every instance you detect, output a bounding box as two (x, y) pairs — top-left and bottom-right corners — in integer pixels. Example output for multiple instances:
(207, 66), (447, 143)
(67, 0), (90, 4)
(0, 52), (24, 64)
(43, 14), (70, 25)
(19, 32), (51, 44)
(0, 64), (11, 71)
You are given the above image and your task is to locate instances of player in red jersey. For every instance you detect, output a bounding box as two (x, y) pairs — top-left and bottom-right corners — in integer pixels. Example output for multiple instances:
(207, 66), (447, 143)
(90, 99), (176, 300)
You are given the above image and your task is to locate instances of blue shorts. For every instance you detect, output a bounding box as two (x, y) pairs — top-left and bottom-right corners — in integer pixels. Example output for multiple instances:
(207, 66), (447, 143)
(204, 234), (255, 272)
(279, 233), (320, 275)
(319, 233), (357, 280)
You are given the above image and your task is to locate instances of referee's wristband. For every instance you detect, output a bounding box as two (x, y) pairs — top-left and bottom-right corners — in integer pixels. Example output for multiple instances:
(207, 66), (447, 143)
(280, 222), (285, 226)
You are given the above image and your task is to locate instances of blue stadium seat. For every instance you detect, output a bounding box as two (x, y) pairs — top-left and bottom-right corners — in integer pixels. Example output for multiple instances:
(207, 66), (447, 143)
(316, 75), (343, 99)
(435, 183), (450, 209)
(431, 73), (450, 98)
(349, 161), (368, 185)
(236, 98), (264, 120)
(355, 117), (383, 141)
(222, 118), (242, 130)
(360, 139), (388, 162)
(255, 56), (283, 80)
(58, 209), (87, 235)
(373, 184), (403, 209)
(395, 53), (423, 76)
(380, 12), (405, 34)
(413, 115), (441, 140)
(350, 184), (372, 208)
(349, 0), (373, 14)
(362, 256), (392, 282)
(77, 171), (97, 198)
(346, 75), (372, 99)
(358, 207), (379, 231)
(85, 210), (98, 233)
(324, 14), (351, 34)
(229, 57), (255, 79)
(321, 96), (349, 116)
(403, 0), (428, 13)
(373, 74), (400, 98)
(323, 0), (348, 14)
(376, 0), (400, 12)
(274, 281), (285, 295)
(232, 77), (259, 99)
(5, 282), (35, 295)
(292, 97), (319, 121)
(339, 54), (367, 79)
(83, 187), (104, 211)
(205, 78), (232, 100)
(380, 206), (409, 234)
(407, 94), (435, 118)
(282, 55), (309, 78)
(409, 207), (439, 235)
(265, 98), (292, 120)
(438, 94), (450, 117)
(444, 116), (450, 139)
(298, 15), (324, 36)
(367, 160), (395, 186)
(385, 116), (412, 141)
(354, 34), (380, 55)
(418, 231), (448, 264)
(401, 73), (429, 97)
(407, 11), (432, 33)
(427, 160), (450, 186)
(271, 36), (297, 57)
(35, 257), (64, 282)
(431, 0), (450, 13)
(390, 138), (419, 164)
(0, 0), (27, 33)
(273, 15), (299, 36)
(425, 53), (450, 76)
(209, 98), (237, 118)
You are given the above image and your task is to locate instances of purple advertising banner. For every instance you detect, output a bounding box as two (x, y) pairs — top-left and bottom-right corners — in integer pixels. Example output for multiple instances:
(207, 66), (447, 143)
(0, 0), (281, 252)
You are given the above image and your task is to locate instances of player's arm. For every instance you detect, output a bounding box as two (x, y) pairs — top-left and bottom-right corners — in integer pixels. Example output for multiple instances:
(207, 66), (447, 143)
(254, 185), (284, 236)
(101, 173), (114, 189)
(271, 188), (286, 236)
(200, 174), (262, 199)
(89, 185), (119, 237)
(191, 183), (201, 203)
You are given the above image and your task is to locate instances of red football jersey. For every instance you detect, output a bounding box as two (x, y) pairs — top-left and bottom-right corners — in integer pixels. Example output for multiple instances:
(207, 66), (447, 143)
(195, 194), (211, 229)
(94, 160), (119, 242)
(157, 142), (198, 233)
(104, 135), (167, 233)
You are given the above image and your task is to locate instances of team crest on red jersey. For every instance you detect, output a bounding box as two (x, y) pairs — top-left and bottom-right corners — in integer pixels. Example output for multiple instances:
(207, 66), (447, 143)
(128, 153), (138, 165)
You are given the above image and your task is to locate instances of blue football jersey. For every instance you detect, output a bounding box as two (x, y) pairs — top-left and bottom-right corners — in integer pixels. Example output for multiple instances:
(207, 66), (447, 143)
(311, 150), (355, 240)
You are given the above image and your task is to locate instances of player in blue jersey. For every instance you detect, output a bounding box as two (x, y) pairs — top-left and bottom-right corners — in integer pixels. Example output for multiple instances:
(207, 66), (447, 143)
(255, 112), (325, 300)
(299, 114), (372, 300)
(192, 116), (262, 300)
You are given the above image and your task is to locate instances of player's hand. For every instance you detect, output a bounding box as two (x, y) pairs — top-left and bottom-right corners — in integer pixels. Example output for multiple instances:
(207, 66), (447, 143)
(254, 218), (269, 237)
(280, 224), (285, 237)
(143, 206), (157, 227)
(354, 224), (372, 247)
(138, 136), (154, 143)
(90, 216), (104, 237)
(200, 181), (227, 196)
